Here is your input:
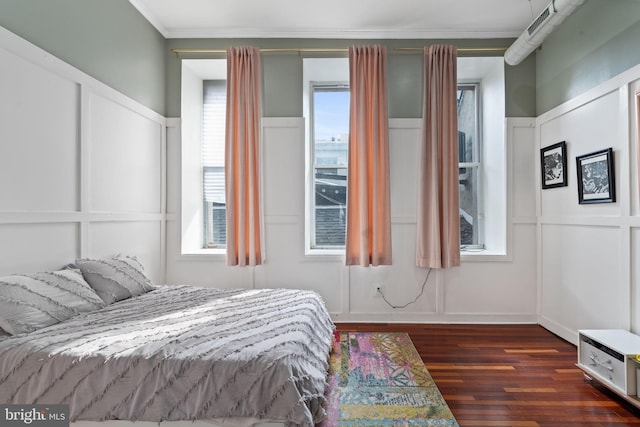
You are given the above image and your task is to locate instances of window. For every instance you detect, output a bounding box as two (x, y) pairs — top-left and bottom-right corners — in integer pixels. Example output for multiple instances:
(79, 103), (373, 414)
(202, 80), (226, 248)
(457, 83), (483, 249)
(458, 56), (505, 256)
(180, 59), (227, 255)
(311, 84), (349, 248)
(303, 58), (350, 254)
(301, 57), (503, 257)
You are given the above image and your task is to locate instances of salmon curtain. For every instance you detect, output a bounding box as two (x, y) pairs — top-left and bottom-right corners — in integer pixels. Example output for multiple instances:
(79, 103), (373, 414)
(416, 45), (460, 268)
(225, 46), (263, 266)
(345, 45), (392, 266)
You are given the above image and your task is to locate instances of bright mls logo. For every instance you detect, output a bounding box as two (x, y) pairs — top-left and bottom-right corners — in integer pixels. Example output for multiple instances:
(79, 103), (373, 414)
(1, 405), (69, 427)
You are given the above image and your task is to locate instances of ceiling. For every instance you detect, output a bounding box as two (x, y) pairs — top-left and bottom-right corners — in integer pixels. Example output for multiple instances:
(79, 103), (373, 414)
(129, 0), (550, 39)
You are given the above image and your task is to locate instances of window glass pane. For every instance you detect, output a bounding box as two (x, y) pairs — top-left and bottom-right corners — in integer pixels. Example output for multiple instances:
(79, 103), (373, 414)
(312, 86), (349, 248)
(459, 165), (480, 246)
(457, 85), (477, 163)
(457, 84), (482, 248)
(202, 80), (226, 248)
(314, 166), (347, 246)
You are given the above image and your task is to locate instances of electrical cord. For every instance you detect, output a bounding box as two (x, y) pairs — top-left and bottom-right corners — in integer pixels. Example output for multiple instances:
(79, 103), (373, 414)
(379, 268), (432, 309)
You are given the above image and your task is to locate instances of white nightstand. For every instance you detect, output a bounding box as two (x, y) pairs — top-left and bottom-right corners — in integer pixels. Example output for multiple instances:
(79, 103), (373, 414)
(577, 329), (640, 408)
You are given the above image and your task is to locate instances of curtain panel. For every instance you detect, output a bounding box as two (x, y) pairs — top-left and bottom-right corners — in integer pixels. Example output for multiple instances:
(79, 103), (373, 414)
(345, 45), (392, 266)
(416, 45), (461, 269)
(225, 46), (263, 266)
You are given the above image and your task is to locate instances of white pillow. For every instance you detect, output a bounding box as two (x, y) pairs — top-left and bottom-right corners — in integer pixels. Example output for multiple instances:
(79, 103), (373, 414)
(0, 269), (106, 335)
(75, 255), (155, 305)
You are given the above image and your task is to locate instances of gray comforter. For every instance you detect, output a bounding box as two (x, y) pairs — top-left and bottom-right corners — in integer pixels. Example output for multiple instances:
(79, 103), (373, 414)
(0, 286), (335, 426)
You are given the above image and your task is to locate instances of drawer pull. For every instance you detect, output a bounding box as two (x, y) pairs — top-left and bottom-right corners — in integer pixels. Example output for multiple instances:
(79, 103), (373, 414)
(589, 353), (614, 379)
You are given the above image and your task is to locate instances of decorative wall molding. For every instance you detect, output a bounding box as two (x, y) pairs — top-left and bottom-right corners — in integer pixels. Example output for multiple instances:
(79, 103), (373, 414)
(536, 64), (640, 342)
(0, 26), (166, 283)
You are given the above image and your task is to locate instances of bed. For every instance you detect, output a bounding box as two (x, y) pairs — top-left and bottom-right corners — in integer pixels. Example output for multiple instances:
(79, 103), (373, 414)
(0, 257), (335, 427)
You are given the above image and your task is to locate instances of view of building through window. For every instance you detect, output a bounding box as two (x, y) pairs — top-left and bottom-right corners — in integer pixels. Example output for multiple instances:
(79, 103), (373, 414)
(311, 85), (350, 247)
(457, 84), (482, 248)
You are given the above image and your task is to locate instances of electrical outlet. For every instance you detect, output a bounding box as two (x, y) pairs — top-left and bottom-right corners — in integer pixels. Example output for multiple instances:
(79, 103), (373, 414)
(373, 283), (383, 297)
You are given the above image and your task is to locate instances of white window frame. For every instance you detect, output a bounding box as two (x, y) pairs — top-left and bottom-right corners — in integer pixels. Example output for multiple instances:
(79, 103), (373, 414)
(458, 82), (485, 250)
(458, 56), (507, 260)
(180, 59), (227, 256)
(310, 83), (349, 250)
(202, 79), (227, 249)
(303, 58), (350, 256)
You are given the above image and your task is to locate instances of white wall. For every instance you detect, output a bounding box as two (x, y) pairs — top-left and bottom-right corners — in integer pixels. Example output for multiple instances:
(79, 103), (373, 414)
(166, 112), (538, 323)
(537, 64), (640, 343)
(482, 60), (507, 253)
(0, 26), (166, 283)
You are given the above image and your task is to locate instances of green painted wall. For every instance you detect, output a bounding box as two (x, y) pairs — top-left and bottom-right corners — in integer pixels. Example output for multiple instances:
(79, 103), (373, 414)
(535, 0), (640, 115)
(165, 38), (536, 118)
(0, 0), (166, 115)
(0, 0), (540, 119)
(505, 54), (537, 117)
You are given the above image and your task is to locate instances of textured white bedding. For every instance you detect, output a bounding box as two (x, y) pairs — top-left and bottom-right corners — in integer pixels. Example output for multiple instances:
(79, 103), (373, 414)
(0, 286), (335, 427)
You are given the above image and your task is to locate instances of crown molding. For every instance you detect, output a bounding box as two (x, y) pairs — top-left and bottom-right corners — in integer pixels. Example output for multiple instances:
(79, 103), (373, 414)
(161, 28), (521, 40)
(129, 0), (171, 38)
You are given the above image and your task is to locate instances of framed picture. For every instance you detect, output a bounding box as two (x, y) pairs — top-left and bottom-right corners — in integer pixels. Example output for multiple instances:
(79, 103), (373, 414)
(540, 141), (567, 189)
(576, 148), (616, 204)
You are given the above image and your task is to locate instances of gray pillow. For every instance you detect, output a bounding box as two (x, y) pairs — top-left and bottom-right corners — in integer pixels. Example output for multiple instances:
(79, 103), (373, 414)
(0, 269), (106, 335)
(76, 256), (155, 305)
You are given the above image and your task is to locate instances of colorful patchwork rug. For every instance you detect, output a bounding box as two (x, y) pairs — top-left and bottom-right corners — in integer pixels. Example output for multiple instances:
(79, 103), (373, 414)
(319, 332), (459, 427)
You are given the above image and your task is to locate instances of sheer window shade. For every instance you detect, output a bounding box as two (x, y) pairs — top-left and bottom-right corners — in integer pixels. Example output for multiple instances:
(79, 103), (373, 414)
(202, 80), (226, 205)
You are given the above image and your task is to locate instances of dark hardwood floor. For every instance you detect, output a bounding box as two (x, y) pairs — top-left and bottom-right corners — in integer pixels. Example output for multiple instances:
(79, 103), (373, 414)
(334, 323), (640, 427)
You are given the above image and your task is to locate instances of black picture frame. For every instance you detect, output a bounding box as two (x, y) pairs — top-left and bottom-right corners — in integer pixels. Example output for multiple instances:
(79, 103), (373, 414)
(576, 148), (616, 204)
(540, 141), (567, 189)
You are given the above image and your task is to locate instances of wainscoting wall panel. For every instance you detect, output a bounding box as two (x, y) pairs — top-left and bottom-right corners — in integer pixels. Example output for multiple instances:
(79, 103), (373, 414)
(166, 116), (538, 323)
(537, 64), (640, 343)
(633, 228), (640, 332)
(0, 48), (80, 213)
(0, 223), (79, 275)
(0, 26), (166, 283)
(89, 93), (163, 214)
(540, 223), (624, 337)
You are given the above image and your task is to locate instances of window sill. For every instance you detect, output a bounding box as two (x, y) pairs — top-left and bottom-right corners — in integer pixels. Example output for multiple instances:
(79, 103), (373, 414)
(177, 248), (510, 262)
(461, 248), (510, 262)
(179, 248), (226, 261)
(304, 248), (345, 262)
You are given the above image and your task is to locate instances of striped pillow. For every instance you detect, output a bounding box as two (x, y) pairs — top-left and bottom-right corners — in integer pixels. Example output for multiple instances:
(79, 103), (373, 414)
(76, 256), (155, 305)
(0, 269), (106, 335)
